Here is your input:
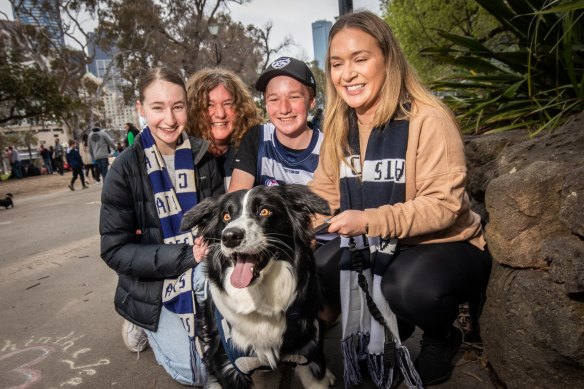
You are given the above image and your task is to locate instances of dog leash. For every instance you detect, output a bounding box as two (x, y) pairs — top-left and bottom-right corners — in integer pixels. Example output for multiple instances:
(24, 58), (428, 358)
(348, 236), (423, 388)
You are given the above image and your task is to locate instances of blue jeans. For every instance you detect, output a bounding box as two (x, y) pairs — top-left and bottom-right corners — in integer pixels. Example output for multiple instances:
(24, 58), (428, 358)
(11, 161), (23, 178)
(144, 263), (208, 386)
(95, 158), (109, 180)
(43, 157), (53, 174)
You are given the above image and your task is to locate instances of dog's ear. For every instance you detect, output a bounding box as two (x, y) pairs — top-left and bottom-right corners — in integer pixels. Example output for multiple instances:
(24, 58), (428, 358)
(181, 196), (220, 236)
(275, 184), (331, 216)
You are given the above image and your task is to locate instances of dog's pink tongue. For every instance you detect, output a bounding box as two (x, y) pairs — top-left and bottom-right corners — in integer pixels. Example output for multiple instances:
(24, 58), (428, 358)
(230, 255), (257, 289)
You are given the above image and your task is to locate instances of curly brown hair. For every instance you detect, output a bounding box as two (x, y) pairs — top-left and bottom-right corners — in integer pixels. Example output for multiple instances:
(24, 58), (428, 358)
(186, 68), (261, 156)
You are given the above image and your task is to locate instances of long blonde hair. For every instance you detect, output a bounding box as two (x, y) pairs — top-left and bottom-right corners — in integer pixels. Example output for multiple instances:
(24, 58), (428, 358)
(322, 11), (455, 179)
(186, 68), (261, 156)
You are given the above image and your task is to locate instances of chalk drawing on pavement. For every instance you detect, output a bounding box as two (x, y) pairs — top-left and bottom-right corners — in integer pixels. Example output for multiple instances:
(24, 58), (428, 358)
(0, 331), (110, 388)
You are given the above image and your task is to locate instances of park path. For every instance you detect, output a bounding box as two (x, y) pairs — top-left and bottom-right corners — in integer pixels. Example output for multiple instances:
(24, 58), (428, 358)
(0, 177), (495, 388)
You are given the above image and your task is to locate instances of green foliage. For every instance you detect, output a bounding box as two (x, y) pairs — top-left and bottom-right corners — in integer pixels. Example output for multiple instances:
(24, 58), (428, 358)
(309, 60), (326, 111)
(384, 0), (501, 82)
(102, 0), (266, 92)
(424, 0), (584, 134)
(0, 46), (73, 125)
(2, 0), (290, 132)
(4, 0), (112, 133)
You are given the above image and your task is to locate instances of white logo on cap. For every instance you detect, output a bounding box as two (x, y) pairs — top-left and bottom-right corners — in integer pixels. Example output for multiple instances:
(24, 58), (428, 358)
(271, 57), (291, 69)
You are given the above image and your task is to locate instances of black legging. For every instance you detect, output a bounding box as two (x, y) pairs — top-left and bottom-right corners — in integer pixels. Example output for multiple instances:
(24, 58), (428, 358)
(315, 238), (492, 339)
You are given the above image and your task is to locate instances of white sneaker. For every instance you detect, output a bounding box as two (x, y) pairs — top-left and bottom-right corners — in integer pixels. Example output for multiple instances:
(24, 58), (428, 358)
(122, 319), (149, 353)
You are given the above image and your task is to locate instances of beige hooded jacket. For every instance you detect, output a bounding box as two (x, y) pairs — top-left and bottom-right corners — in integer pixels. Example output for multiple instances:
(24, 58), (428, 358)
(309, 101), (485, 250)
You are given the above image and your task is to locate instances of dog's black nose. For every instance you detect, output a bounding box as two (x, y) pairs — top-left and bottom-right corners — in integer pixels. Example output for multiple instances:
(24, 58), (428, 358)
(222, 227), (245, 248)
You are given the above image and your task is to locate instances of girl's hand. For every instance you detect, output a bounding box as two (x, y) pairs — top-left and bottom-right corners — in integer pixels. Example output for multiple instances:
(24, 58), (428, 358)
(193, 236), (209, 264)
(327, 210), (368, 237)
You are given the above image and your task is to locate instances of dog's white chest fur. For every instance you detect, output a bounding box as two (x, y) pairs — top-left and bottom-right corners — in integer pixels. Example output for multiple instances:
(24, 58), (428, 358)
(210, 260), (297, 368)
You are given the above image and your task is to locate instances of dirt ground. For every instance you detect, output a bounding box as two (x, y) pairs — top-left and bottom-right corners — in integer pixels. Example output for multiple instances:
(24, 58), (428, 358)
(0, 172), (89, 198)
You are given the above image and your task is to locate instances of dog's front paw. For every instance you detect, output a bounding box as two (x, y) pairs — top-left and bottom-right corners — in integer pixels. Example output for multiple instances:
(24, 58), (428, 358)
(296, 365), (337, 389)
(204, 382), (221, 389)
(325, 368), (336, 387)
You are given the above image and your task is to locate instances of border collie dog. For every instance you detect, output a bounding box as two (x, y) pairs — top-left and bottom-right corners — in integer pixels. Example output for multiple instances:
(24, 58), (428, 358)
(181, 184), (335, 389)
(1, 193), (14, 209)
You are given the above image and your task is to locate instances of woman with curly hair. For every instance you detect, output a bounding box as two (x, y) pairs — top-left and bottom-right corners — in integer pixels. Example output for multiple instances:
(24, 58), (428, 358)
(186, 68), (261, 189)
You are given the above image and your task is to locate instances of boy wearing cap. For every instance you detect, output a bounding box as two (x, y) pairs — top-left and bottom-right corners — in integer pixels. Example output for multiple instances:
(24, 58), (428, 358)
(228, 56), (323, 191)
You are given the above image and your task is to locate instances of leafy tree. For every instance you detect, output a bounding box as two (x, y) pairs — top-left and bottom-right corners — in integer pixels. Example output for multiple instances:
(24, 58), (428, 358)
(250, 20), (294, 71)
(423, 0), (584, 134)
(206, 13), (265, 84)
(383, 0), (501, 82)
(0, 21), (73, 125)
(4, 0), (121, 135)
(102, 0), (292, 102)
(2, 0), (296, 135)
(22, 130), (38, 161)
(104, 1), (252, 79)
(309, 60), (326, 111)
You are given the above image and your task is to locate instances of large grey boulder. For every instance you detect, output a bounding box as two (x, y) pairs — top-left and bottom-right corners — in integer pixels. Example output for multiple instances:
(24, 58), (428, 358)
(544, 235), (584, 295)
(465, 112), (584, 388)
(485, 160), (570, 268)
(481, 263), (584, 389)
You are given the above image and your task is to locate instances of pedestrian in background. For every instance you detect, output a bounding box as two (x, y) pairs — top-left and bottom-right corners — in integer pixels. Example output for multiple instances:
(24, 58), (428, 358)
(48, 146), (55, 173)
(66, 139), (88, 190)
(124, 122), (140, 148)
(80, 133), (97, 184)
(186, 67), (262, 190)
(39, 144), (53, 174)
(88, 127), (115, 181)
(2, 148), (10, 175)
(311, 107), (323, 131)
(8, 146), (23, 179)
(53, 138), (65, 175)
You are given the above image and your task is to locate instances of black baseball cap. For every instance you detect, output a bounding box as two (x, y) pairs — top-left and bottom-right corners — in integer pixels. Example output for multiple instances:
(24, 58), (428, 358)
(255, 57), (316, 93)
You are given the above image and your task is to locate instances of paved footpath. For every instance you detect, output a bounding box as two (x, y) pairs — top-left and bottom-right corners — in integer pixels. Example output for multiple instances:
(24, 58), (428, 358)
(0, 176), (496, 388)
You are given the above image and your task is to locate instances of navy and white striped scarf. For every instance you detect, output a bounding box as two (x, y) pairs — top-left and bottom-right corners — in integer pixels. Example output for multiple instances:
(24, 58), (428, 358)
(140, 127), (203, 384)
(256, 122), (323, 186)
(141, 126), (198, 244)
(339, 117), (423, 389)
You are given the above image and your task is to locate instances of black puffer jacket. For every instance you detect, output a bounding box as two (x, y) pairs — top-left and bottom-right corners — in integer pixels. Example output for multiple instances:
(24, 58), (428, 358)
(100, 134), (224, 331)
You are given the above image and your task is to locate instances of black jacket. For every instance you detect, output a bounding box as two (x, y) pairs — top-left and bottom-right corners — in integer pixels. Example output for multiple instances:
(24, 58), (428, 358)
(100, 134), (224, 330)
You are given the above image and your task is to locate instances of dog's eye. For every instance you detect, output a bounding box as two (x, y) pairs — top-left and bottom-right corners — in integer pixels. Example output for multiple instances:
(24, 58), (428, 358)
(258, 208), (271, 217)
(222, 213), (231, 222)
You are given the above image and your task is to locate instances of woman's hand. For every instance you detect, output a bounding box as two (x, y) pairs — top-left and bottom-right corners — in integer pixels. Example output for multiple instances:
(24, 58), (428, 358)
(327, 210), (368, 237)
(193, 236), (209, 264)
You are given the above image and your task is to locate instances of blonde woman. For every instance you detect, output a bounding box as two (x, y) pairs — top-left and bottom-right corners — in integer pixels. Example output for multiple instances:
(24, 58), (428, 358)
(310, 11), (491, 387)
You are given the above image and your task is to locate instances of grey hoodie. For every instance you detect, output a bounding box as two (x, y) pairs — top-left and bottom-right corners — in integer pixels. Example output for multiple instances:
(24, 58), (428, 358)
(88, 129), (115, 160)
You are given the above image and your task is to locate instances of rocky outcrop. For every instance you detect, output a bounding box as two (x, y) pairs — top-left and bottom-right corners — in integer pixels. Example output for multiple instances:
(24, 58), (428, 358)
(464, 112), (584, 388)
(481, 263), (584, 388)
(485, 161), (570, 268)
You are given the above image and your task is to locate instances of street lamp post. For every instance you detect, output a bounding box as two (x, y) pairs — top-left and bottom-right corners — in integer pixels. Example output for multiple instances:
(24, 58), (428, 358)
(339, 0), (353, 15)
(208, 23), (222, 65)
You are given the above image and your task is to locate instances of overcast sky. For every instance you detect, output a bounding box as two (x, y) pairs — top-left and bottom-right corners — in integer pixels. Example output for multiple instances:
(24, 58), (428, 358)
(0, 0), (383, 62)
(227, 0), (382, 60)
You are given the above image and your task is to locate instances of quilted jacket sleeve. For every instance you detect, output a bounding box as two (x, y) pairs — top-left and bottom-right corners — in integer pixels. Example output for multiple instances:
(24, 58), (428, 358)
(99, 151), (195, 279)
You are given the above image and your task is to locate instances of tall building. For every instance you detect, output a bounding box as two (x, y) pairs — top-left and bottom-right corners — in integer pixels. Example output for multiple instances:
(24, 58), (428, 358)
(12, 0), (65, 46)
(86, 32), (125, 93)
(312, 20), (332, 70)
(102, 89), (138, 134)
(86, 34), (136, 132)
